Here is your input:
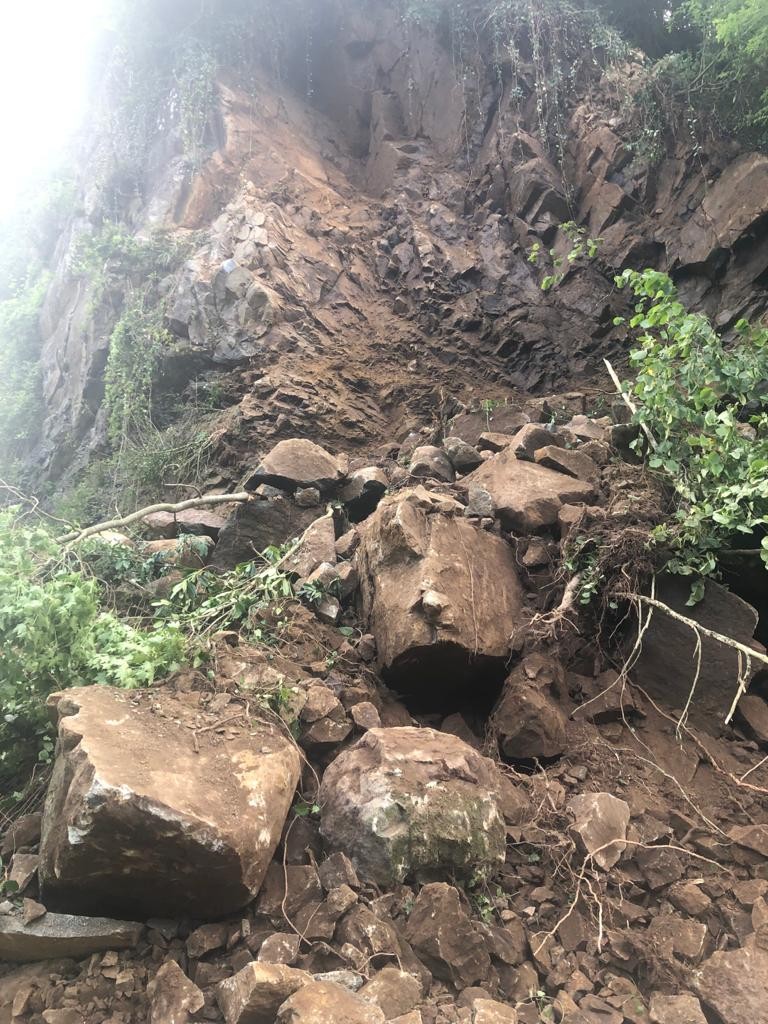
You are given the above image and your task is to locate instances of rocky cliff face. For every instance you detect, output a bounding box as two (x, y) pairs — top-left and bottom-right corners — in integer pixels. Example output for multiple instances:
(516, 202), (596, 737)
(32, 0), (768, 491)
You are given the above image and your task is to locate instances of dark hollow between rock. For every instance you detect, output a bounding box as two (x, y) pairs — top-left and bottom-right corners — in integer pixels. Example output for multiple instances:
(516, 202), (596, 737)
(384, 642), (507, 722)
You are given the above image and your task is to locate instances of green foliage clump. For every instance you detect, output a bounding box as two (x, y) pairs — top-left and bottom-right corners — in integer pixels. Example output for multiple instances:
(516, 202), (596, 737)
(103, 293), (175, 443)
(679, 0), (768, 149)
(0, 511), (183, 795)
(616, 267), (768, 593)
(155, 545), (295, 647)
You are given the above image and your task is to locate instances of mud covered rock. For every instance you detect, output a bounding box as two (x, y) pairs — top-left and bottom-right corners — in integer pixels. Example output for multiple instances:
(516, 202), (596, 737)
(463, 448), (596, 532)
(39, 687), (300, 918)
(319, 727), (505, 885)
(356, 487), (524, 696)
(245, 439), (344, 493)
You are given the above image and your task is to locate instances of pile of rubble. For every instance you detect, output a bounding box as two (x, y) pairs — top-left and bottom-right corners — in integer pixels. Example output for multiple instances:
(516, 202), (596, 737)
(3, 404), (768, 1024)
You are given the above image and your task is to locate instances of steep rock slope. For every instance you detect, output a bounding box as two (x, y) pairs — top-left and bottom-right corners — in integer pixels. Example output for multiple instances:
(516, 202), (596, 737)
(32, 0), (768, 490)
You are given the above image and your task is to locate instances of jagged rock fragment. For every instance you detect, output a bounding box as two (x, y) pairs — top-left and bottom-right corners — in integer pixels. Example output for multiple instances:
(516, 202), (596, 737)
(443, 437), (483, 473)
(1, 813), (41, 856)
(508, 423), (564, 460)
(39, 687), (300, 918)
(735, 694), (768, 747)
(649, 993), (707, 1024)
(471, 1000), (518, 1024)
(147, 960), (204, 1024)
(319, 727), (505, 885)
(278, 981), (386, 1024)
(216, 962), (310, 1024)
(693, 946), (768, 1024)
(280, 514), (337, 578)
(404, 883), (491, 988)
(491, 672), (567, 761)
(568, 792), (629, 870)
(359, 967), (422, 1020)
(534, 445), (599, 483)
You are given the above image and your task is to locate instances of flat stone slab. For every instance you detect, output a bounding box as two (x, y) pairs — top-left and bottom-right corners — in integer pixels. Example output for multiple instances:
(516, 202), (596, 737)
(0, 911), (142, 962)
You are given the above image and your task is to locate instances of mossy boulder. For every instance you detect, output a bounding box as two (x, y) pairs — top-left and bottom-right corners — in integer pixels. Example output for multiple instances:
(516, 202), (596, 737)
(319, 727), (506, 885)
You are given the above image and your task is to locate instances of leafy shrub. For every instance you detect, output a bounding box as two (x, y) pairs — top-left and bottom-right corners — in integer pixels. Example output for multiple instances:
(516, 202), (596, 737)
(616, 268), (768, 595)
(154, 545), (295, 646)
(680, 0), (768, 149)
(0, 511), (184, 794)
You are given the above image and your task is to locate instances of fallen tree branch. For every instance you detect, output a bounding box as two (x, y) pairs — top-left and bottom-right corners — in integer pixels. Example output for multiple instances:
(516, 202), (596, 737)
(59, 493), (251, 545)
(603, 358), (658, 453)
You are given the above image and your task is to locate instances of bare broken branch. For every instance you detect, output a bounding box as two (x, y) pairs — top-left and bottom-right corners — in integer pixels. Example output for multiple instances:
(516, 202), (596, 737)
(59, 493), (251, 546)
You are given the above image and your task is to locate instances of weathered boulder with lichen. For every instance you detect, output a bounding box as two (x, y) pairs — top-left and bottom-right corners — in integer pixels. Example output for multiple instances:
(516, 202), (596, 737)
(319, 727), (506, 885)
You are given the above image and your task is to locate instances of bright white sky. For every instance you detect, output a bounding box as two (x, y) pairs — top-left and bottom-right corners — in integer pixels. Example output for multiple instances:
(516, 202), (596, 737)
(0, 0), (106, 215)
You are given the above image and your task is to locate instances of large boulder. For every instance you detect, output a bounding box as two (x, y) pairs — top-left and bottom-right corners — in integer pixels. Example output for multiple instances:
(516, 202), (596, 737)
(356, 487), (524, 698)
(212, 494), (319, 568)
(245, 439), (344, 494)
(632, 576), (761, 724)
(319, 727), (506, 885)
(462, 447), (596, 532)
(39, 687), (300, 918)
